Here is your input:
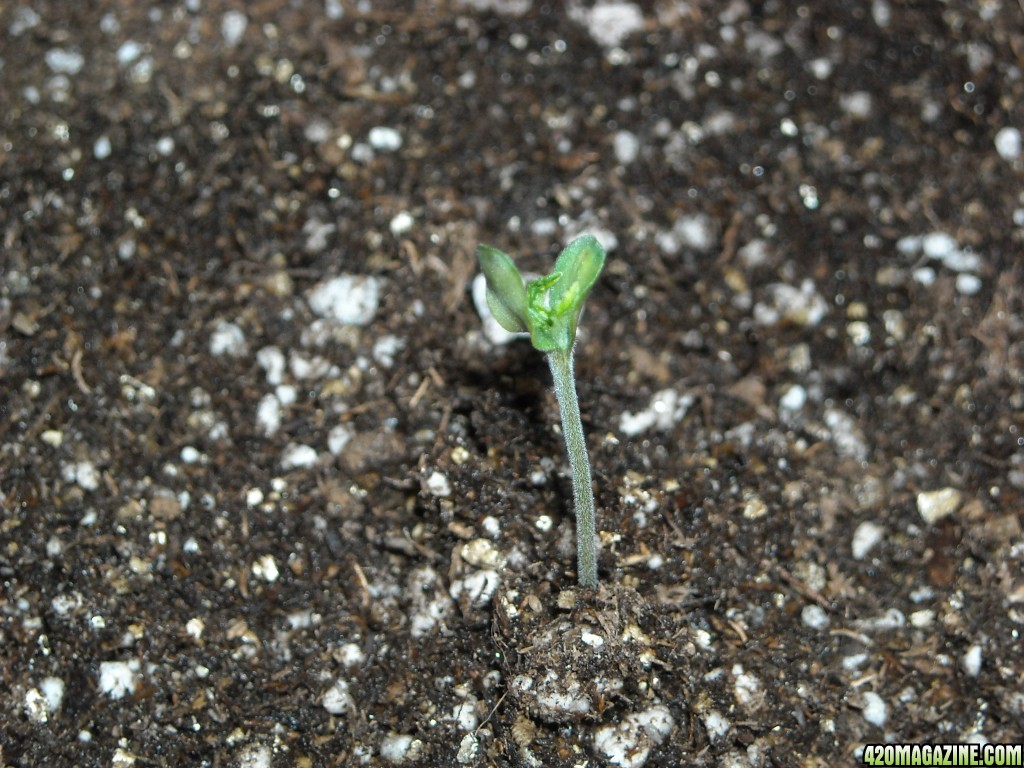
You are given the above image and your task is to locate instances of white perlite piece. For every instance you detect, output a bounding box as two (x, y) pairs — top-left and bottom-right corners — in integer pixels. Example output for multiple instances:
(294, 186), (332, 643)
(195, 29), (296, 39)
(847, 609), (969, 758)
(732, 665), (764, 711)
(24, 689), (50, 724)
(425, 471), (452, 497)
(251, 554), (279, 583)
(280, 443), (319, 470)
(380, 733), (422, 763)
(389, 211), (415, 236)
(256, 394), (282, 436)
(619, 389), (694, 436)
(209, 321), (247, 357)
(98, 660), (138, 700)
(308, 275), (381, 325)
(514, 671), (592, 719)
(449, 570), (500, 609)
(593, 705), (674, 768)
(65, 460), (101, 491)
(852, 521), (884, 560)
(568, 1), (645, 49)
(961, 644), (982, 677)
(25, 678), (65, 723)
(753, 279), (829, 327)
(328, 424), (354, 456)
(368, 126), (403, 152)
(779, 384), (807, 411)
(613, 130), (640, 165)
(995, 126), (1022, 161)
(824, 407), (868, 461)
(221, 11), (248, 47)
(111, 746), (137, 768)
(456, 733), (479, 764)
(322, 679), (354, 714)
(236, 743), (271, 768)
(46, 48), (85, 74)
(917, 487), (962, 524)
(257, 345), (286, 385)
(801, 604), (829, 631)
(461, 538), (503, 569)
(861, 691), (887, 727)
(408, 566), (454, 638)
(702, 709), (731, 742)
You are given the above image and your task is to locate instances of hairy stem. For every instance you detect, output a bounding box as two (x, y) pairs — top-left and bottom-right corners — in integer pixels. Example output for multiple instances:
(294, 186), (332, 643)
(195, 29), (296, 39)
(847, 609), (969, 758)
(547, 347), (598, 588)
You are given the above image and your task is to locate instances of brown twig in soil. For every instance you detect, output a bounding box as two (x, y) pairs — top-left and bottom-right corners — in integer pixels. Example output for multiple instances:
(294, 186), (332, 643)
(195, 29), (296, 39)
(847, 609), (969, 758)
(474, 690), (509, 734)
(71, 348), (92, 394)
(351, 561), (372, 611)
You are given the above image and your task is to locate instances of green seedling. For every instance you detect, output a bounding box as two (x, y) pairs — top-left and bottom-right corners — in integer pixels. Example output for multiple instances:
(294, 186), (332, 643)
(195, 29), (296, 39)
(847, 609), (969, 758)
(477, 234), (606, 588)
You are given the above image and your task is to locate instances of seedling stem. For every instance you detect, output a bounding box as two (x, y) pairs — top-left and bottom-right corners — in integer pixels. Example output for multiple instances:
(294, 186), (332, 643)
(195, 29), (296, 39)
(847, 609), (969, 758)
(476, 235), (605, 588)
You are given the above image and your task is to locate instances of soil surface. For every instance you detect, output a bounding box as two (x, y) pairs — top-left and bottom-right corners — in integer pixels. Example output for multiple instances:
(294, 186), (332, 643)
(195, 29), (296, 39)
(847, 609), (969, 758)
(2, 2), (1023, 767)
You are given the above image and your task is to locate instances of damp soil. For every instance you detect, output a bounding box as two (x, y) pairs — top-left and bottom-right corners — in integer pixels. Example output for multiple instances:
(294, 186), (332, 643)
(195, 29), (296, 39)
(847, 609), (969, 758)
(2, 2), (1024, 767)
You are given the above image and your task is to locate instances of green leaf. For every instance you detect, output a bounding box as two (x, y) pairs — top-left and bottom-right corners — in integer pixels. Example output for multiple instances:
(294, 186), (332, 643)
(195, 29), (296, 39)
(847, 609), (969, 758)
(548, 234), (606, 344)
(477, 244), (528, 333)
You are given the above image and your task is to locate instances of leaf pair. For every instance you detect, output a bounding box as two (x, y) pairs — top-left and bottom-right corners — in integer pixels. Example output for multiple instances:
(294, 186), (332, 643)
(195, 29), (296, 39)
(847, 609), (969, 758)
(477, 235), (606, 353)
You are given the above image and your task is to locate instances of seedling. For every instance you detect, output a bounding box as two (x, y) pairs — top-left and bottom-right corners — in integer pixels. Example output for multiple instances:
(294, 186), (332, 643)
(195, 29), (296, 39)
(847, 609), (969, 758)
(477, 234), (606, 588)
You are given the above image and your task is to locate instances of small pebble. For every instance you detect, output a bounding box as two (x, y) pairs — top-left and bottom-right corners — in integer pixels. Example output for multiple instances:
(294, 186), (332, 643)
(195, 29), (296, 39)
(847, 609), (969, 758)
(618, 389), (693, 436)
(742, 495), (767, 519)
